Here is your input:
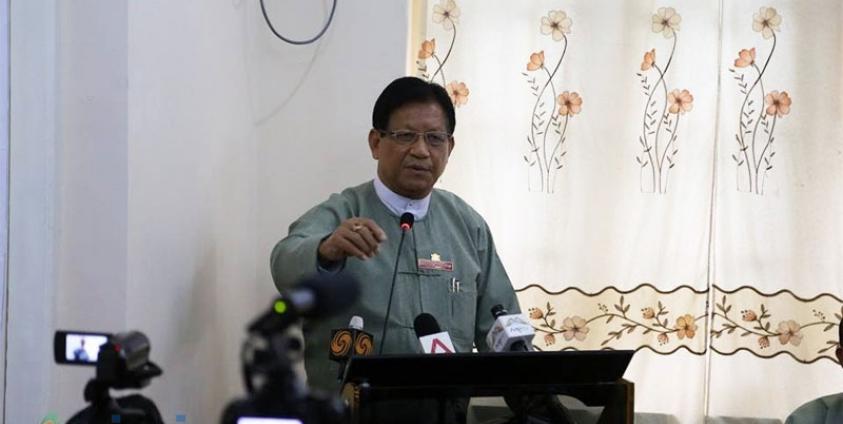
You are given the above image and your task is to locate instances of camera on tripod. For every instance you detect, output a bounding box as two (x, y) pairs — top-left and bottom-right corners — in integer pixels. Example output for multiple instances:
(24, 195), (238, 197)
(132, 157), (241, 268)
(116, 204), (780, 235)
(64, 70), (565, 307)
(221, 273), (361, 424)
(54, 330), (164, 424)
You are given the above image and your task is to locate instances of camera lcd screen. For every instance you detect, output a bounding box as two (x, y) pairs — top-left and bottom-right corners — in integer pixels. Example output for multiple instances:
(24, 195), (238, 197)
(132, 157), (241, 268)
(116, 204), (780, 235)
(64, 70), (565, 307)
(65, 334), (108, 364)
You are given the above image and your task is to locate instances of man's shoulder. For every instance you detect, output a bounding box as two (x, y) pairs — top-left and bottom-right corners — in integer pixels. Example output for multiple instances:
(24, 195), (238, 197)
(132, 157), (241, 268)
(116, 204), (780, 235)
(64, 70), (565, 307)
(292, 181), (375, 222)
(817, 392), (843, 410)
(431, 188), (485, 224)
(337, 180), (374, 198)
(320, 181), (375, 207)
(787, 393), (843, 423)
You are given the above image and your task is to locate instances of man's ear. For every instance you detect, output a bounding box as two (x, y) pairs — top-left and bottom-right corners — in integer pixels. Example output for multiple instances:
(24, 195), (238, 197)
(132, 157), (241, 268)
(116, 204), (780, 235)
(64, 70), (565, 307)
(447, 136), (455, 156)
(368, 129), (381, 160)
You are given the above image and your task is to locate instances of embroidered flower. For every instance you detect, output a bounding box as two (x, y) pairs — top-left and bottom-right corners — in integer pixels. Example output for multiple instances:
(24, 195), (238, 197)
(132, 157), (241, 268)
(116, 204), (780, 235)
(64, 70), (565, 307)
(540, 10), (572, 42)
(777, 320), (803, 346)
(758, 335), (770, 349)
(641, 49), (656, 71)
(446, 81), (469, 107)
(544, 333), (556, 346)
(753, 7), (782, 40)
(675, 314), (697, 340)
(561, 316), (590, 341)
(667, 89), (694, 114)
(651, 7), (681, 38)
(641, 307), (656, 320)
(734, 48), (756, 68)
(657, 333), (669, 345)
(418, 38), (436, 60)
(432, 0), (460, 31)
(556, 91), (583, 116)
(741, 310), (757, 322)
(527, 51), (545, 72)
(529, 308), (544, 320)
(765, 90), (792, 117)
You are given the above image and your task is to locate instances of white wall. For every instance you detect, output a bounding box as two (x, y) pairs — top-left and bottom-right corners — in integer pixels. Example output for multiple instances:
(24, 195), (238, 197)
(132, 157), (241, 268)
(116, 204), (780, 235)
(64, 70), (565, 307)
(8, 0), (58, 420)
(51, 0), (130, 414)
(7, 0), (409, 422)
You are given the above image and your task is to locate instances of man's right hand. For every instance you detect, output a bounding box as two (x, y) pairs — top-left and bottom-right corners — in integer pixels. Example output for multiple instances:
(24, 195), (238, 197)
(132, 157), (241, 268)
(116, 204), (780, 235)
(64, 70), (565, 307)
(318, 217), (387, 262)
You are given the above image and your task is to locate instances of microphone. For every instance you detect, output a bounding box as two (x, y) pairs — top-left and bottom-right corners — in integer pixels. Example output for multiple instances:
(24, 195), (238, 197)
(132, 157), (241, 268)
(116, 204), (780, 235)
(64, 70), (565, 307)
(329, 316), (374, 382)
(486, 304), (535, 352)
(249, 274), (360, 336)
(399, 212), (414, 231)
(413, 313), (456, 354)
(378, 212), (415, 355)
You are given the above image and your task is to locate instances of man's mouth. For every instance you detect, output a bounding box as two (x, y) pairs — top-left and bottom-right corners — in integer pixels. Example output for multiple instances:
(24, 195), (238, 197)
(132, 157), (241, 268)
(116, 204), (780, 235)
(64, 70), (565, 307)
(405, 164), (432, 173)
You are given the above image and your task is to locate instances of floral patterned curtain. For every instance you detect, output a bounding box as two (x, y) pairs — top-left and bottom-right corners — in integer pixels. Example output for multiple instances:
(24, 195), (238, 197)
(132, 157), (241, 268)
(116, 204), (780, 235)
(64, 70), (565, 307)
(412, 0), (843, 421)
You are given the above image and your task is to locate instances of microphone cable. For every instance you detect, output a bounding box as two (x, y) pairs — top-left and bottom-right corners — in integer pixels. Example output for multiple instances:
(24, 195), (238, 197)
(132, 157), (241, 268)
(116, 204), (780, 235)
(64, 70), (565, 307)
(259, 0), (337, 45)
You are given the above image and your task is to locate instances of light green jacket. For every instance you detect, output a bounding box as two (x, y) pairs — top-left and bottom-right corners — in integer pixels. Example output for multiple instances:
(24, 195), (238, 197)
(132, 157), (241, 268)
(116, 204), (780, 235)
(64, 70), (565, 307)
(271, 181), (521, 391)
(786, 393), (843, 424)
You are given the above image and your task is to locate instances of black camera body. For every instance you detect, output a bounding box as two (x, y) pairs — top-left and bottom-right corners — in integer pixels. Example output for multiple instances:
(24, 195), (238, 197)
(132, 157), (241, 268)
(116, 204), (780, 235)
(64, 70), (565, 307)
(55, 330), (164, 424)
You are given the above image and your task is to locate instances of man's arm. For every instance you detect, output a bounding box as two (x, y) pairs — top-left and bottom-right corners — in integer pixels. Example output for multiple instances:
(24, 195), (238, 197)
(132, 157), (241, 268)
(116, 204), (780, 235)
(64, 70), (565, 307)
(270, 205), (340, 292)
(270, 193), (386, 293)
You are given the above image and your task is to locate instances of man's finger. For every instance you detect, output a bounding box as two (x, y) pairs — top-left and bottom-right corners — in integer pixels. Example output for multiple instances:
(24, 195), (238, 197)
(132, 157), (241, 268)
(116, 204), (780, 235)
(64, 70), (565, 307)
(335, 236), (368, 260)
(344, 229), (376, 257)
(354, 225), (381, 253)
(359, 218), (387, 242)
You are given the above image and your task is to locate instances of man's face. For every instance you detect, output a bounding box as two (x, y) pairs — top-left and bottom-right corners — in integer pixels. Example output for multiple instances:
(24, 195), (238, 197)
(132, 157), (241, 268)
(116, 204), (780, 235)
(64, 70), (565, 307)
(369, 102), (454, 199)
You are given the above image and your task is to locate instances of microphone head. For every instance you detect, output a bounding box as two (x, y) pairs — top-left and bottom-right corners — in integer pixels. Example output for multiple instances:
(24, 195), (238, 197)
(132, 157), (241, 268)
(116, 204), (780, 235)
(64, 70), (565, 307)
(349, 315), (364, 330)
(490, 304), (509, 319)
(294, 273), (361, 318)
(413, 313), (441, 338)
(399, 212), (414, 231)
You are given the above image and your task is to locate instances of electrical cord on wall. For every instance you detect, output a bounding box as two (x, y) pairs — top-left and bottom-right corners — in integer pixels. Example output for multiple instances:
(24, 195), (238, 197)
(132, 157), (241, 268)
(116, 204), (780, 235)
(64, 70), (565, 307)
(259, 0), (337, 45)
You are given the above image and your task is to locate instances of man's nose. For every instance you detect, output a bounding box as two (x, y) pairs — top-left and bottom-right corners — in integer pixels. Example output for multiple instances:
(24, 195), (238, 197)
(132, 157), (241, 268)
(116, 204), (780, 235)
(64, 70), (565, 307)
(408, 135), (431, 157)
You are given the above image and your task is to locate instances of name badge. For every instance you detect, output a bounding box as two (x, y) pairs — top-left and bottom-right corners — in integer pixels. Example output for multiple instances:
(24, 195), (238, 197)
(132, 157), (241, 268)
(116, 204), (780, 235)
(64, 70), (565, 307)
(417, 252), (453, 272)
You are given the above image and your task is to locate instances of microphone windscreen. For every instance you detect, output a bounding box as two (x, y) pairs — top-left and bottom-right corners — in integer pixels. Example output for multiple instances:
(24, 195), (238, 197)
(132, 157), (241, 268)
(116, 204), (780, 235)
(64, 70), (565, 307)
(349, 315), (364, 330)
(295, 273), (360, 317)
(413, 313), (441, 338)
(400, 212), (415, 230)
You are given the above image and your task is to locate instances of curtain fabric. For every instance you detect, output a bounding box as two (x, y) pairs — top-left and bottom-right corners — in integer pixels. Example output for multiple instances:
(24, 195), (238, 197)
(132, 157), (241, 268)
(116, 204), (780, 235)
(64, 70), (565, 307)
(412, 0), (843, 421)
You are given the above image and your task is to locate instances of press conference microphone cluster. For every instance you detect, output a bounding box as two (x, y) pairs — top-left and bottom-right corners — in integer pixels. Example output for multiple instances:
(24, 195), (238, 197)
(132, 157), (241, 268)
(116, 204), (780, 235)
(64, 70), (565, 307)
(487, 304), (536, 352)
(329, 316), (373, 382)
(378, 212), (415, 354)
(413, 313), (456, 354)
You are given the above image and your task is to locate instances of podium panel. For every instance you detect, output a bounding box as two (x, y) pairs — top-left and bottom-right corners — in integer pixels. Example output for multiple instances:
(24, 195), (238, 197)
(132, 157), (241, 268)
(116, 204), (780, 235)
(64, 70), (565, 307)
(341, 350), (635, 424)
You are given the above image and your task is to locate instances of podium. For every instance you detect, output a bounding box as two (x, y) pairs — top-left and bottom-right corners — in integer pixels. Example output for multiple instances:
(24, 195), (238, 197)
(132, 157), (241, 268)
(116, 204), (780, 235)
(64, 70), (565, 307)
(341, 350), (635, 424)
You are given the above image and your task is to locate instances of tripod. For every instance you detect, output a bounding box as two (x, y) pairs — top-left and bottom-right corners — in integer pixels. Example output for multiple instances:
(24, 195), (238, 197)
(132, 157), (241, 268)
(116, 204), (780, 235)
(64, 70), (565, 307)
(67, 362), (164, 424)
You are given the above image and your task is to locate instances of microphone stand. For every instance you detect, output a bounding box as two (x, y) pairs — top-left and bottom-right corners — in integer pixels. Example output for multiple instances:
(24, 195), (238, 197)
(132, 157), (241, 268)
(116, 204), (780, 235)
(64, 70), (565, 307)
(378, 213), (413, 354)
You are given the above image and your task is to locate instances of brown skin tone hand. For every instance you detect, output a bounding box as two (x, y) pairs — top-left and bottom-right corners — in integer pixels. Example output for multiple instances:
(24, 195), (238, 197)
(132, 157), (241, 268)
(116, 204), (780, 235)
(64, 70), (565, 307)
(318, 217), (387, 262)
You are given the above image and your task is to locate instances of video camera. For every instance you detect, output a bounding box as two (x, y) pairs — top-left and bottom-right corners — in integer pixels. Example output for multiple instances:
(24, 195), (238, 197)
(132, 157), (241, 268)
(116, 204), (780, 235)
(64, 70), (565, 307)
(54, 330), (164, 424)
(221, 273), (360, 424)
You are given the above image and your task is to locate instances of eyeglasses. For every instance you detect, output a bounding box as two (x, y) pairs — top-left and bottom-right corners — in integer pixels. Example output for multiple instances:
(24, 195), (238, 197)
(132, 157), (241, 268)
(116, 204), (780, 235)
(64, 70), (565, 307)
(377, 129), (452, 148)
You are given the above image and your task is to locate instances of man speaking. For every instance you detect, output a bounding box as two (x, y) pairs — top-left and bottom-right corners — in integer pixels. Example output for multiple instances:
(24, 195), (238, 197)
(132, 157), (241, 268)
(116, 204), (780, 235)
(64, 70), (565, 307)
(270, 76), (521, 416)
